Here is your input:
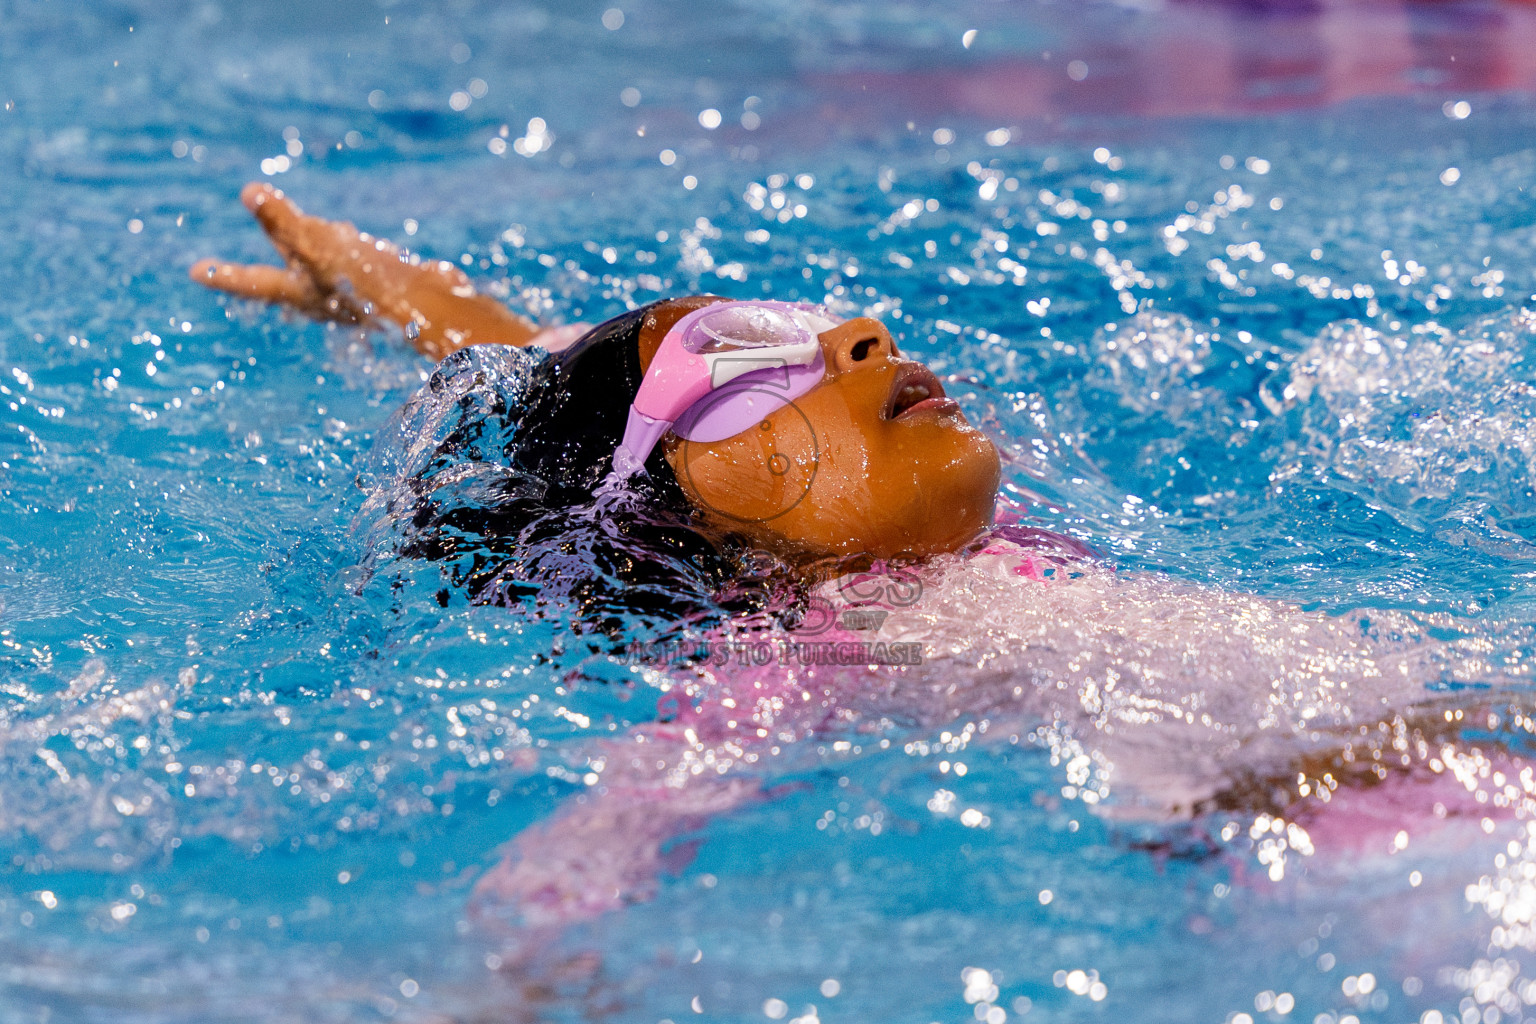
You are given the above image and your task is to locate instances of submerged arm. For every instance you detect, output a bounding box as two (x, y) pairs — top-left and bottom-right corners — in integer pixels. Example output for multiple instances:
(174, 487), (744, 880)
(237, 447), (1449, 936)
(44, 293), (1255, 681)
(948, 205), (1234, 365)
(190, 183), (540, 360)
(471, 770), (762, 927)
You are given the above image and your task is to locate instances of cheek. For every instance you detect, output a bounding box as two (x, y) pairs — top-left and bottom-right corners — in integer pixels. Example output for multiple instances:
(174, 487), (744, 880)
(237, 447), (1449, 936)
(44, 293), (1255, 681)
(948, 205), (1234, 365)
(668, 415), (823, 526)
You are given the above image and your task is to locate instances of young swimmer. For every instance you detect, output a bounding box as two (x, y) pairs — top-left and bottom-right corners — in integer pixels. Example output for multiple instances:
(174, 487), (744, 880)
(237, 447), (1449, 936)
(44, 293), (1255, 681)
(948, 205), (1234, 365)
(191, 185), (1523, 937)
(193, 184), (1001, 566)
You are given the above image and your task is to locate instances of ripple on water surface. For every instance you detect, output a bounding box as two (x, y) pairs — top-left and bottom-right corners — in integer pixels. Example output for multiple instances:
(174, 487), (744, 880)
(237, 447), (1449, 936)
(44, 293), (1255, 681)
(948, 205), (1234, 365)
(9, 1), (1536, 1022)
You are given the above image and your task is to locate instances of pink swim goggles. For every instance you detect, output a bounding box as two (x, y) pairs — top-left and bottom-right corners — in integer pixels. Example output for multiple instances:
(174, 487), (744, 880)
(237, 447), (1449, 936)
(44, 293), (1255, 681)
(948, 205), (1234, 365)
(611, 300), (836, 478)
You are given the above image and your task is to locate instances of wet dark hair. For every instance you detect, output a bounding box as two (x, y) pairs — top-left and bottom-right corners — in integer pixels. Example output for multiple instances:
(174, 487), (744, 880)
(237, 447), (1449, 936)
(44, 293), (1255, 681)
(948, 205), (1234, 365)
(357, 303), (763, 642)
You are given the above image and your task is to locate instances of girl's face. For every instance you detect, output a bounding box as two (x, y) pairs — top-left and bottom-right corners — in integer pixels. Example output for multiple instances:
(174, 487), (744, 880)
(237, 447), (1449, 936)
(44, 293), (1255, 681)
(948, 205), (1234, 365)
(648, 304), (1001, 560)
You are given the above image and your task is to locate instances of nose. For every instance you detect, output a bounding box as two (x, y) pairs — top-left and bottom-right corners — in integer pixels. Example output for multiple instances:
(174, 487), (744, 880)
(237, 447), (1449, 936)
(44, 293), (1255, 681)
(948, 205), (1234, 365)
(819, 317), (899, 374)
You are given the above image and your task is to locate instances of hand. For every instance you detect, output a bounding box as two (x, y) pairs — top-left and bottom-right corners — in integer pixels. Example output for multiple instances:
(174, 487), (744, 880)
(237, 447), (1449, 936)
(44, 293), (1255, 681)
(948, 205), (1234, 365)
(190, 183), (539, 359)
(190, 183), (376, 324)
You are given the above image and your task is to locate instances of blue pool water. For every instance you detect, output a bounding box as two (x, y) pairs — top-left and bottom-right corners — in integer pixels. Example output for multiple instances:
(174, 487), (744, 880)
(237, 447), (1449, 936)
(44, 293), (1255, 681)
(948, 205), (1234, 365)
(11, 1), (1536, 1021)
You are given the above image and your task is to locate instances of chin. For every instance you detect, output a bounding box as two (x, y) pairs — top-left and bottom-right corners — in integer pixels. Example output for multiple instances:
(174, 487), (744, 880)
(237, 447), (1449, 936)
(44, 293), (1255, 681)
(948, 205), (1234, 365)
(896, 498), (995, 557)
(922, 437), (1002, 548)
(864, 438), (1001, 558)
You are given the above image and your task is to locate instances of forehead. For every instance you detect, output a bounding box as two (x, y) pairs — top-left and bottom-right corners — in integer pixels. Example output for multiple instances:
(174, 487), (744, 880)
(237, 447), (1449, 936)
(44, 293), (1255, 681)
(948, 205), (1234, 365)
(637, 295), (727, 372)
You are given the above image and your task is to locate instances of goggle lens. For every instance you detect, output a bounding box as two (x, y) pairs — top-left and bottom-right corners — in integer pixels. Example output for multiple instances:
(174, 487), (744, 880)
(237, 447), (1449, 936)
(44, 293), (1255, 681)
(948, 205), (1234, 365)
(694, 305), (810, 353)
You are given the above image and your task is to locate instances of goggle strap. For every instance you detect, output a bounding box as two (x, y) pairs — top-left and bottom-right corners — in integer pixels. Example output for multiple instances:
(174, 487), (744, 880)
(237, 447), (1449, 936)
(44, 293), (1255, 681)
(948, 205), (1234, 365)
(612, 406), (672, 478)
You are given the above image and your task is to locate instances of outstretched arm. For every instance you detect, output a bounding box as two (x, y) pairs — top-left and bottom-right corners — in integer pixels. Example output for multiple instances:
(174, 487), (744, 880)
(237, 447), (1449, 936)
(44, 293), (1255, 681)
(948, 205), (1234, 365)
(471, 772), (762, 928)
(190, 183), (541, 360)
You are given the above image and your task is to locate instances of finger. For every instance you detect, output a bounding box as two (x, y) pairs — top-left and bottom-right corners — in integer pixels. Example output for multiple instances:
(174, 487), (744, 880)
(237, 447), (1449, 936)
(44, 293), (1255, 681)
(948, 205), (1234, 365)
(189, 258), (324, 307)
(241, 182), (309, 265)
(241, 180), (374, 295)
(240, 180), (290, 216)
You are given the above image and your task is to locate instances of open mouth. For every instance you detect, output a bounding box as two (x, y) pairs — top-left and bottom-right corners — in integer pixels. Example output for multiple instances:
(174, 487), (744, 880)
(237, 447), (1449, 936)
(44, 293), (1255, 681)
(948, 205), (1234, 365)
(885, 362), (959, 419)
